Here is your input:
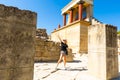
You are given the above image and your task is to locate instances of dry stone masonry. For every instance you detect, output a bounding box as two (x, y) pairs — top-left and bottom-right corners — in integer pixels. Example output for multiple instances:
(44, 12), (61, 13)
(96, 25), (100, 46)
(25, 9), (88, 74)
(35, 38), (60, 61)
(88, 24), (118, 80)
(36, 29), (48, 40)
(35, 29), (73, 62)
(0, 4), (37, 80)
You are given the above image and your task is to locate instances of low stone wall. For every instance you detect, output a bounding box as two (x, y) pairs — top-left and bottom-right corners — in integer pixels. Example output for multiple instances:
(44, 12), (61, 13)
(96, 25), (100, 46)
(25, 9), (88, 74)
(35, 38), (60, 61)
(35, 38), (73, 62)
(0, 4), (36, 80)
(35, 29), (73, 62)
(36, 28), (48, 40)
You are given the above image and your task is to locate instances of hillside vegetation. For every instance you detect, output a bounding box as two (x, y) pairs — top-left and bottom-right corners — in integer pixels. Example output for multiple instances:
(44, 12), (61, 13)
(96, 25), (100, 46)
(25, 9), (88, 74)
(118, 31), (120, 34)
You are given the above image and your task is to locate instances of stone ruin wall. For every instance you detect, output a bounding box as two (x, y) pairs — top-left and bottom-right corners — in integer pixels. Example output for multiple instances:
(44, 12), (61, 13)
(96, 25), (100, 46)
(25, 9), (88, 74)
(0, 4), (36, 80)
(35, 29), (60, 61)
(92, 18), (120, 54)
(36, 28), (48, 40)
(118, 34), (120, 54)
(35, 29), (73, 62)
(88, 23), (118, 80)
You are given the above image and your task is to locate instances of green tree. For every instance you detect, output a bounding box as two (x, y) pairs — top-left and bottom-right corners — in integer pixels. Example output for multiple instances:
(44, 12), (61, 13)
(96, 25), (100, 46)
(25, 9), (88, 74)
(118, 31), (120, 34)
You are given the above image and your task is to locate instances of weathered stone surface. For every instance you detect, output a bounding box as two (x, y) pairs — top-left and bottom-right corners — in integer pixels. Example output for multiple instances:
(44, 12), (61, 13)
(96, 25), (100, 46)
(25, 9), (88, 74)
(36, 28), (48, 40)
(117, 34), (120, 54)
(51, 21), (90, 53)
(88, 24), (118, 80)
(66, 49), (74, 61)
(0, 4), (36, 80)
(35, 38), (73, 62)
(9, 67), (33, 80)
(35, 29), (73, 62)
(0, 69), (9, 80)
(35, 38), (60, 61)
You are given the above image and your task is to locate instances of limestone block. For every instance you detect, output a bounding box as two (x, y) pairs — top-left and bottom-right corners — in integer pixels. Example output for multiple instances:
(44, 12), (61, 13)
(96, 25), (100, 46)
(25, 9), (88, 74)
(88, 52), (106, 79)
(88, 24), (118, 80)
(9, 67), (33, 80)
(35, 51), (42, 57)
(0, 69), (9, 80)
(36, 28), (48, 40)
(66, 49), (73, 61)
(106, 48), (119, 79)
(34, 57), (42, 62)
(35, 38), (60, 61)
(0, 4), (36, 80)
(41, 56), (59, 61)
(0, 48), (14, 69)
(51, 22), (82, 53)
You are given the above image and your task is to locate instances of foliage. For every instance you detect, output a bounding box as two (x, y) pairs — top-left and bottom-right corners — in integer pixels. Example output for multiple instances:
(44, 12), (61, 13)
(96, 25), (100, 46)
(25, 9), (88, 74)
(118, 31), (120, 34)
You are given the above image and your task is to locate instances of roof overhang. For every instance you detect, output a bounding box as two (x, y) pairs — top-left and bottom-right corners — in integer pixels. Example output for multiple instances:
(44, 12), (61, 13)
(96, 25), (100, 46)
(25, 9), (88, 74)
(61, 0), (93, 14)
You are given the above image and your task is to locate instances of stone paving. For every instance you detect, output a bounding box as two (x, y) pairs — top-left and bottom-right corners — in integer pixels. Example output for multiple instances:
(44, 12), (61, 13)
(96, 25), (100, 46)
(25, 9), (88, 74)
(33, 54), (120, 80)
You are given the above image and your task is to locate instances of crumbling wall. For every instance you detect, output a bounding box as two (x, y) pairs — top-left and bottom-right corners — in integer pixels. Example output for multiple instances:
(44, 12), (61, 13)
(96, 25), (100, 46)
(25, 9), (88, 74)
(35, 38), (60, 61)
(36, 28), (48, 40)
(0, 4), (36, 80)
(35, 29), (73, 62)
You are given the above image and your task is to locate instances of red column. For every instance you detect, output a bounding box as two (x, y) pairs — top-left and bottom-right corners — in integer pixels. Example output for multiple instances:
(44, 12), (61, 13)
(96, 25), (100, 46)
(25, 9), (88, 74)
(63, 14), (66, 26)
(78, 1), (84, 21)
(69, 9), (73, 23)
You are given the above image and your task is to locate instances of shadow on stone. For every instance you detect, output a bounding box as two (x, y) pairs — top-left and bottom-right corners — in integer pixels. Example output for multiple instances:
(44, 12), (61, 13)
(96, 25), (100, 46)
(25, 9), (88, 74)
(110, 76), (120, 80)
(72, 60), (82, 63)
(67, 67), (88, 71)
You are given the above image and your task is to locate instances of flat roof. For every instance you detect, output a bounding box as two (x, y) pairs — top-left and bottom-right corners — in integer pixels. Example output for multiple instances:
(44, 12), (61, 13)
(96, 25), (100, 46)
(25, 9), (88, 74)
(61, 0), (93, 14)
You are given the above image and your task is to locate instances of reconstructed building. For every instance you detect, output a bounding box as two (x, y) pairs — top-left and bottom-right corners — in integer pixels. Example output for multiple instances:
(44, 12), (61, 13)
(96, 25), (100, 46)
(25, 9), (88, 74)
(51, 0), (93, 53)
(51, 1), (119, 79)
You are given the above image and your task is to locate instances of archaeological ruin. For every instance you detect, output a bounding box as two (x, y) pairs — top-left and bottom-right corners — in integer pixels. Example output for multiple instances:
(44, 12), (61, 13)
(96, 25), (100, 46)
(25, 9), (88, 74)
(51, 0), (93, 54)
(0, 0), (120, 80)
(88, 24), (118, 80)
(35, 29), (73, 62)
(50, 0), (119, 80)
(0, 4), (36, 80)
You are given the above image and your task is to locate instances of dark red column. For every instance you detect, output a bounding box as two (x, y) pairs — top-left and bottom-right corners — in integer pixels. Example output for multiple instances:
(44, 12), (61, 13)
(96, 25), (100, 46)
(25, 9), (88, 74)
(78, 1), (84, 21)
(63, 13), (66, 26)
(69, 9), (73, 23)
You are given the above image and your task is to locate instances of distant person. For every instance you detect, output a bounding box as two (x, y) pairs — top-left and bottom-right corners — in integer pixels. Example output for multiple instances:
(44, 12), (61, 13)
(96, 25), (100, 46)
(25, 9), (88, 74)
(55, 35), (68, 70)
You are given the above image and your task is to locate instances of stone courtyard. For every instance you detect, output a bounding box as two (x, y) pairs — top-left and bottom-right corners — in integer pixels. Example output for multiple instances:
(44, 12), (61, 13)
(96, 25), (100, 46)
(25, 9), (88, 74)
(33, 54), (120, 80)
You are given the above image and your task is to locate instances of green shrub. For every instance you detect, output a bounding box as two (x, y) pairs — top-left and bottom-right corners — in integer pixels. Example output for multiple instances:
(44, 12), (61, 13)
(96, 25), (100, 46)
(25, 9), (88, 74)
(118, 31), (120, 34)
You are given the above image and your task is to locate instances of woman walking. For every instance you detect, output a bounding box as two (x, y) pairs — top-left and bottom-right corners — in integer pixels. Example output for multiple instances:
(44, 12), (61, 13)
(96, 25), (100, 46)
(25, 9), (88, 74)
(56, 35), (68, 70)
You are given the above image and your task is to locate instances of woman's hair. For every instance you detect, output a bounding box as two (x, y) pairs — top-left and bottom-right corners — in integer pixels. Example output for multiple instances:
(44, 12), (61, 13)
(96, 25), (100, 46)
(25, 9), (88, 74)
(63, 39), (66, 41)
(63, 39), (67, 43)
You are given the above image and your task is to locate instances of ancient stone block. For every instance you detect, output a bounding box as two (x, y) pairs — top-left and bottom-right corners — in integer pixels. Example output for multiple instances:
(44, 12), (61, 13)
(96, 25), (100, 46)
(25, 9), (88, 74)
(36, 28), (48, 40)
(0, 69), (9, 80)
(9, 67), (33, 80)
(88, 24), (118, 80)
(35, 39), (60, 61)
(0, 4), (36, 80)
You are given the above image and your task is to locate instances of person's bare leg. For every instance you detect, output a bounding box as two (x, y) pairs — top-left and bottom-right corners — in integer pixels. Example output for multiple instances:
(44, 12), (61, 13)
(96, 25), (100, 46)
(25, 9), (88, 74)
(63, 55), (66, 69)
(56, 54), (63, 68)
